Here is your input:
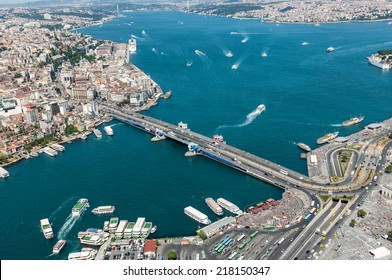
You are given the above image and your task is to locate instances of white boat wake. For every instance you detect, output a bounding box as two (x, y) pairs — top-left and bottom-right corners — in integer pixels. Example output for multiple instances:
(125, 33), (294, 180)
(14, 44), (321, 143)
(330, 123), (343, 127)
(217, 106), (264, 129)
(186, 60), (193, 67)
(57, 215), (79, 240)
(194, 50), (212, 64)
(49, 197), (75, 221)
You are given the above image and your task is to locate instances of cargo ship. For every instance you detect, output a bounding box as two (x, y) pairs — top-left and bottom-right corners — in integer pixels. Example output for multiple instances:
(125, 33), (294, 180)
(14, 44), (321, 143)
(217, 198), (243, 215)
(184, 206), (211, 225)
(68, 248), (97, 260)
(52, 239), (66, 254)
(91, 205), (115, 215)
(71, 198), (89, 216)
(40, 218), (54, 239)
(205, 198), (223, 215)
(316, 131), (339, 145)
(342, 116), (364, 127)
(297, 142), (311, 152)
(104, 126), (114, 136)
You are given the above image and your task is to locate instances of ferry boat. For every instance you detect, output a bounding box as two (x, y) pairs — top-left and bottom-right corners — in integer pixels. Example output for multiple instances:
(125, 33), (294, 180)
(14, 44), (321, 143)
(326, 46), (335, 53)
(68, 248), (97, 260)
(367, 55), (390, 70)
(217, 198), (243, 215)
(184, 206), (211, 225)
(50, 143), (65, 152)
(316, 131), (339, 145)
(42, 147), (58, 157)
(129, 38), (137, 53)
(104, 126), (114, 136)
(205, 198), (223, 215)
(79, 231), (109, 246)
(93, 129), (102, 138)
(91, 205), (115, 215)
(52, 239), (66, 254)
(298, 142), (311, 152)
(0, 167), (10, 178)
(108, 217), (119, 232)
(40, 218), (54, 239)
(256, 104), (266, 113)
(342, 116), (364, 127)
(30, 151), (39, 157)
(71, 198), (89, 216)
(80, 134), (87, 140)
(150, 225), (157, 234)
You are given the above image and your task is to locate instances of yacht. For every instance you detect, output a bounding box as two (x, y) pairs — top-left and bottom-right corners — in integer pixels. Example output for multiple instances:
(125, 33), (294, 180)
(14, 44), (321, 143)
(327, 46), (335, 52)
(231, 64), (238, 70)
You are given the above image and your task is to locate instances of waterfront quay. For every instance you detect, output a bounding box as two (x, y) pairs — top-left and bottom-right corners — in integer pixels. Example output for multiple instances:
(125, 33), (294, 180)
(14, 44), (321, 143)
(100, 103), (392, 194)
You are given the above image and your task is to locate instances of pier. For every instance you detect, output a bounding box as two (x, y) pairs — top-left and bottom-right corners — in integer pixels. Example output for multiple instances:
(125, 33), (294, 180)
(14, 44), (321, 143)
(99, 104), (391, 193)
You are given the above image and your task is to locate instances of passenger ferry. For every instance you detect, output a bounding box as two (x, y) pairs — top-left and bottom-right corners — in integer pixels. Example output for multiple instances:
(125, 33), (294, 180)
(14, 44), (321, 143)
(108, 217), (119, 232)
(52, 239), (66, 254)
(205, 198), (223, 215)
(71, 198), (89, 216)
(40, 218), (54, 239)
(79, 231), (109, 246)
(91, 205), (115, 215)
(93, 128), (102, 138)
(298, 142), (311, 152)
(68, 248), (97, 260)
(50, 143), (65, 152)
(104, 126), (114, 136)
(184, 206), (211, 225)
(217, 198), (243, 215)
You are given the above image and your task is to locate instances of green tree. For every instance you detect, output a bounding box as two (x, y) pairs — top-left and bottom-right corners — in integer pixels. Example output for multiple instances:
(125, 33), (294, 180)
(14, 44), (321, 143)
(385, 163), (392, 174)
(65, 125), (78, 136)
(357, 209), (367, 218)
(388, 230), (392, 241)
(198, 230), (207, 240)
(167, 250), (177, 260)
(350, 219), (356, 228)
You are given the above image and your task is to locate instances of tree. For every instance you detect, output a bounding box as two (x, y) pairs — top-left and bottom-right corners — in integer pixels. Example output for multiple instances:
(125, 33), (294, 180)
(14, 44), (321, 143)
(167, 250), (177, 260)
(198, 230), (207, 240)
(357, 209), (367, 218)
(388, 230), (392, 241)
(350, 219), (356, 228)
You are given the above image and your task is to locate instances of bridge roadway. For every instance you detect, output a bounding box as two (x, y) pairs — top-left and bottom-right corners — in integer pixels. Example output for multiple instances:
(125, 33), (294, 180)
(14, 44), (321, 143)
(100, 104), (349, 192)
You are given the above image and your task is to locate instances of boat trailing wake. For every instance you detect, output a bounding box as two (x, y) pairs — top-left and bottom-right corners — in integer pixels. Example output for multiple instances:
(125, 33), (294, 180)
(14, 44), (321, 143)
(57, 215), (79, 240)
(217, 106), (264, 130)
(49, 196), (76, 221)
(152, 47), (158, 54)
(186, 60), (193, 67)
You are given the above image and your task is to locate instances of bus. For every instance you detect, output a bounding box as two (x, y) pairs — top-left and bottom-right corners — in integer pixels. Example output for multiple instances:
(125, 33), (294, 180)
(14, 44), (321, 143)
(217, 245), (225, 254)
(250, 231), (259, 238)
(228, 251), (238, 260)
(239, 241), (247, 249)
(280, 169), (288, 175)
(200, 250), (206, 260)
(304, 213), (312, 221)
(236, 234), (246, 242)
(277, 237), (285, 245)
(195, 253), (200, 260)
(224, 238), (233, 246)
(309, 207), (316, 214)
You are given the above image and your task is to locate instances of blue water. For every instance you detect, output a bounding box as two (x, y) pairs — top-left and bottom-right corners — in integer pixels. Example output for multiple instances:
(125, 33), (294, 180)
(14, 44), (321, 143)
(1, 12), (391, 259)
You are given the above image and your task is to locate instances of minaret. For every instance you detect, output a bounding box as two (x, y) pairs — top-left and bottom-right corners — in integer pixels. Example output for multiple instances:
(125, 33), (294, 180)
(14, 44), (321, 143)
(116, 4), (119, 16)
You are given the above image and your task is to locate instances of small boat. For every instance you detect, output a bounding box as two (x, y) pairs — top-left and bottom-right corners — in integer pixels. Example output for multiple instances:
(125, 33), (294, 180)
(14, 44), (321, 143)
(104, 126), (114, 136)
(256, 104), (266, 113)
(30, 152), (39, 157)
(80, 135), (87, 140)
(231, 64), (238, 70)
(52, 239), (66, 254)
(298, 142), (311, 152)
(93, 129), (102, 138)
(150, 225), (157, 234)
(225, 51), (233, 57)
(302, 42), (309, 46)
(92, 205), (115, 215)
(261, 52), (267, 57)
(327, 46), (335, 52)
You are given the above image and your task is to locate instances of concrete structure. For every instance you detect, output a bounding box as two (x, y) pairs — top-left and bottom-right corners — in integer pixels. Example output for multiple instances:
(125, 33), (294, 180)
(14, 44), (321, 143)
(381, 182), (392, 198)
(369, 247), (390, 259)
(143, 239), (157, 258)
(197, 216), (236, 238)
(24, 103), (39, 124)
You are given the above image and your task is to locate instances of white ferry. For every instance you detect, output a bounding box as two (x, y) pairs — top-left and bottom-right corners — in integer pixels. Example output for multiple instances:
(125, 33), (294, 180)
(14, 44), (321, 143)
(129, 38), (137, 53)
(79, 231), (109, 246)
(68, 248), (97, 260)
(108, 217), (119, 232)
(0, 167), (10, 178)
(217, 198), (243, 215)
(93, 129), (102, 138)
(50, 143), (65, 152)
(71, 198), (89, 216)
(40, 218), (54, 240)
(92, 205), (115, 215)
(184, 206), (211, 225)
(104, 126), (114, 136)
(52, 239), (66, 254)
(298, 142), (311, 152)
(205, 198), (223, 215)
(103, 221), (109, 232)
(42, 147), (58, 157)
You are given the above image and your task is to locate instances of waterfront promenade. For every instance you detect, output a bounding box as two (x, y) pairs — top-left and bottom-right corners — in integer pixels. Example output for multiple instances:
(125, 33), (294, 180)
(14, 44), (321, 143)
(100, 104), (391, 193)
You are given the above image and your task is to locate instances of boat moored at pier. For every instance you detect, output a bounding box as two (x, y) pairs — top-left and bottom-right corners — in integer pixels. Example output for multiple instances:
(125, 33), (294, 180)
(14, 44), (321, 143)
(184, 206), (211, 225)
(93, 129), (102, 138)
(0, 167), (10, 178)
(217, 198), (243, 215)
(108, 217), (119, 232)
(72, 198), (89, 216)
(298, 143), (311, 152)
(42, 147), (58, 157)
(205, 198), (223, 215)
(316, 131), (339, 145)
(68, 248), (97, 260)
(92, 205), (115, 215)
(40, 218), (54, 239)
(50, 143), (65, 152)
